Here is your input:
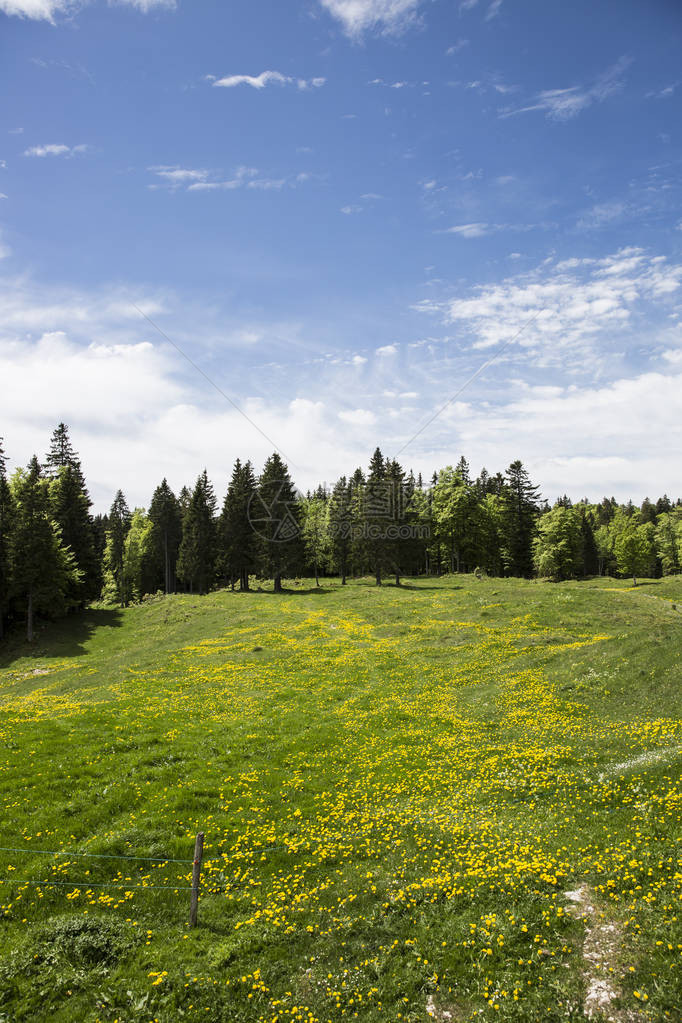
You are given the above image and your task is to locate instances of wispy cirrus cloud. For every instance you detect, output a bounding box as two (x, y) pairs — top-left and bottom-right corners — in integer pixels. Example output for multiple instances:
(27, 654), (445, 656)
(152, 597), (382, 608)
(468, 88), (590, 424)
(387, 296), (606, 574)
(576, 201), (627, 232)
(444, 222), (489, 238)
(148, 164), (302, 193)
(1, 0), (175, 18)
(501, 56), (632, 121)
(414, 247), (682, 359)
(208, 70), (326, 91)
(109, 0), (176, 10)
(318, 0), (423, 38)
(24, 142), (90, 157)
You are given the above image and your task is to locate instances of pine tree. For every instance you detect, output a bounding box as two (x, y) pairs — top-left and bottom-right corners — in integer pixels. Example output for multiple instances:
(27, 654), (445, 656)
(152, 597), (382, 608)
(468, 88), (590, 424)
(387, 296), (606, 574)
(385, 458), (406, 585)
(254, 454), (302, 592)
(10, 457), (81, 641)
(217, 460), (257, 590)
(0, 439), (15, 640)
(148, 479), (182, 594)
(44, 424), (98, 602)
(177, 470), (217, 594)
(104, 490), (132, 604)
(349, 468), (367, 577)
(500, 461), (540, 577)
(90, 513), (108, 596)
(328, 477), (352, 584)
(579, 508), (599, 577)
(45, 423), (80, 479)
(365, 448), (390, 586)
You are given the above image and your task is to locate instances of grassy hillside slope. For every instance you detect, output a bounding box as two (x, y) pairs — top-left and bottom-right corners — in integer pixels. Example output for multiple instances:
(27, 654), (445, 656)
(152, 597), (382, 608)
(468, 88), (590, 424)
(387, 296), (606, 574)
(0, 576), (680, 1022)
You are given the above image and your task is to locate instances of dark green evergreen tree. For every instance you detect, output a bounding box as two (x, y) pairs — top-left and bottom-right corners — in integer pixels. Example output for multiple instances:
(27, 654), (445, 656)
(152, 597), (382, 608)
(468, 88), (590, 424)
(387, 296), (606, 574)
(579, 508), (599, 576)
(254, 454), (302, 592)
(10, 457), (81, 641)
(45, 423), (81, 479)
(148, 479), (182, 594)
(177, 470), (217, 594)
(218, 460), (257, 590)
(0, 440), (15, 640)
(44, 424), (98, 601)
(105, 490), (132, 603)
(328, 476), (352, 584)
(500, 460), (540, 577)
(364, 448), (390, 586)
(385, 458), (406, 585)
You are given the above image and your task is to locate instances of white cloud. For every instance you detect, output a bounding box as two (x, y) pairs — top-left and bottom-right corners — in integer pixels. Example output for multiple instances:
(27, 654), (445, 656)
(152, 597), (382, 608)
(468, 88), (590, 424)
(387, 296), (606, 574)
(501, 56), (632, 121)
(0, 0), (72, 20)
(576, 201), (626, 231)
(414, 247), (682, 359)
(148, 166), (209, 190)
(211, 71), (325, 91)
(0, 193), (7, 200)
(445, 222), (489, 238)
(3, 264), (682, 506)
(485, 0), (502, 19)
(148, 165), (298, 194)
(340, 204), (363, 215)
(318, 0), (422, 38)
(1, 0), (174, 16)
(110, 0), (176, 10)
(338, 408), (377, 426)
(0, 232), (10, 259)
(24, 143), (89, 158)
(446, 38), (469, 54)
(646, 83), (677, 99)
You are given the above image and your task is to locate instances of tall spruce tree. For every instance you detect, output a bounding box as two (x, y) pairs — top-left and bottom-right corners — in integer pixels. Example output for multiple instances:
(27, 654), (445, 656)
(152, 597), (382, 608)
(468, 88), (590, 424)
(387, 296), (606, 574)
(217, 460), (257, 590)
(10, 457), (81, 641)
(254, 454), (302, 592)
(104, 490), (132, 604)
(148, 479), (182, 594)
(385, 458), (406, 585)
(45, 423), (80, 478)
(177, 470), (217, 594)
(328, 476), (352, 584)
(0, 440), (15, 640)
(364, 448), (390, 586)
(45, 424), (98, 601)
(500, 460), (540, 577)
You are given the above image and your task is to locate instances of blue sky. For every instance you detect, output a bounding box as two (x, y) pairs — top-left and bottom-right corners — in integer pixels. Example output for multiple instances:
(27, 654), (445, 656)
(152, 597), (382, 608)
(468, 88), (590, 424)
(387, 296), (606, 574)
(1, 0), (682, 510)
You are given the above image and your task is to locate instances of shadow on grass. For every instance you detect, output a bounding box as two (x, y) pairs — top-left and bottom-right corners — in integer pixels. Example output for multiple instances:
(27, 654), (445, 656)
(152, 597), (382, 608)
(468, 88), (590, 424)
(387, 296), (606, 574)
(0, 606), (124, 668)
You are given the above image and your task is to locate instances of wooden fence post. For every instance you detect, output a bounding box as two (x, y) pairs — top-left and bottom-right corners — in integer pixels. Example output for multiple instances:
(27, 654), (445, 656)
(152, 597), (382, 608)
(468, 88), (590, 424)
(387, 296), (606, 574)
(189, 831), (204, 928)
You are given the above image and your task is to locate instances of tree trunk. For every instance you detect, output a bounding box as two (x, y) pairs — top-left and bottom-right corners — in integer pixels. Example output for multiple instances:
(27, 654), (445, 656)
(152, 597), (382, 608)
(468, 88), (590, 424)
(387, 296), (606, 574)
(27, 589), (34, 643)
(375, 567), (382, 586)
(395, 571), (401, 586)
(274, 572), (282, 593)
(315, 559), (319, 587)
(633, 576), (637, 587)
(164, 531), (170, 594)
(341, 570), (346, 585)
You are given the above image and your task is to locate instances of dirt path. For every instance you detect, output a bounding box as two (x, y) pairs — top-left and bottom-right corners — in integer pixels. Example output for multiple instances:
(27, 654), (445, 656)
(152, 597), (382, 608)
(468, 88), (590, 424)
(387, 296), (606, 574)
(564, 884), (642, 1022)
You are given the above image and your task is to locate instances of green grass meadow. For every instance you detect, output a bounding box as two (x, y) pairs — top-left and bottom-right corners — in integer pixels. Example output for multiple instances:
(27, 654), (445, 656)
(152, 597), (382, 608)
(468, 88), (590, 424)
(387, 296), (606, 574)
(0, 575), (680, 1022)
